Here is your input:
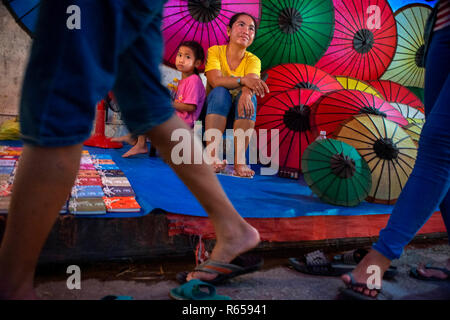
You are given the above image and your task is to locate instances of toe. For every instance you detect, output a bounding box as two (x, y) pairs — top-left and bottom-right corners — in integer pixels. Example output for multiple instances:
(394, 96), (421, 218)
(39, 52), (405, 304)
(341, 274), (351, 285)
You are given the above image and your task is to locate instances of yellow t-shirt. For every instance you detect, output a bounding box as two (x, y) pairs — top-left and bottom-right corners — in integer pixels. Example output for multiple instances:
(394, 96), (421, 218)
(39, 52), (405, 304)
(204, 45), (261, 96)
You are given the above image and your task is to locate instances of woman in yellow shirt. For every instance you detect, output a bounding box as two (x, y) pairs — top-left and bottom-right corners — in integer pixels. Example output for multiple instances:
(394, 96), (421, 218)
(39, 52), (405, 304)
(204, 12), (269, 177)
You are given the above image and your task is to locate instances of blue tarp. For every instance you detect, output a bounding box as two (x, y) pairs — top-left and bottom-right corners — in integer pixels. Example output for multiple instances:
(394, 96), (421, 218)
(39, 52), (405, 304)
(89, 144), (395, 219)
(1, 141), (395, 219)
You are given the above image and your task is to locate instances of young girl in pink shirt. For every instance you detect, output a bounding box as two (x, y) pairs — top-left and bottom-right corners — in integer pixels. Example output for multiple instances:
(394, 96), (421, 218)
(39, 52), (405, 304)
(172, 41), (206, 128)
(114, 41), (206, 157)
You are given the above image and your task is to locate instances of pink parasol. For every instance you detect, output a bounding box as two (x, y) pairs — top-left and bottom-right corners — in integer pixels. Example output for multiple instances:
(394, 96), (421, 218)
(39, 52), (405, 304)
(162, 0), (261, 71)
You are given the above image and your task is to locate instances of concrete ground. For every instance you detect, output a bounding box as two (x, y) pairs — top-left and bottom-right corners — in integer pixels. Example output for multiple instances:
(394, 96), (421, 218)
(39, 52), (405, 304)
(34, 241), (450, 300)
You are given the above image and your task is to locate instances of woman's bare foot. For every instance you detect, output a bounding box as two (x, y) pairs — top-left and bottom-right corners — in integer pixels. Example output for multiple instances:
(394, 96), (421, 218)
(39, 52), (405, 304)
(234, 164), (255, 177)
(416, 258), (450, 280)
(111, 134), (137, 146)
(212, 158), (227, 173)
(341, 249), (391, 298)
(122, 143), (148, 158)
(186, 224), (260, 282)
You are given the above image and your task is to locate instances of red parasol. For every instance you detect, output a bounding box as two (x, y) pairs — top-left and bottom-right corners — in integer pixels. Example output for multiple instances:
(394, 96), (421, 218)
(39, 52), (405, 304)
(367, 80), (424, 112)
(312, 89), (408, 136)
(259, 63), (343, 107)
(161, 0), (261, 71)
(315, 0), (397, 80)
(255, 89), (323, 172)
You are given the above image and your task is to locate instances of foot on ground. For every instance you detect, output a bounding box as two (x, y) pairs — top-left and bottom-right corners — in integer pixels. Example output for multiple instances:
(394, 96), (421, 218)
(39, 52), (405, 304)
(341, 273), (379, 298)
(234, 164), (254, 177)
(122, 144), (148, 158)
(186, 225), (260, 282)
(211, 158), (227, 173)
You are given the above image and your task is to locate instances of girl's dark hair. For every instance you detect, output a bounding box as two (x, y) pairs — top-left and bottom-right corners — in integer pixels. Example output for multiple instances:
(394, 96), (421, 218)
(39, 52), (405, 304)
(228, 12), (258, 35)
(178, 41), (205, 75)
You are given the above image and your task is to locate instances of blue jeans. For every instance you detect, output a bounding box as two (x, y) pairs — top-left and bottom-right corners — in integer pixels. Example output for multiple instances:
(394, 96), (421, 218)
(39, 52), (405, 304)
(19, 0), (173, 147)
(206, 87), (257, 123)
(373, 26), (450, 260)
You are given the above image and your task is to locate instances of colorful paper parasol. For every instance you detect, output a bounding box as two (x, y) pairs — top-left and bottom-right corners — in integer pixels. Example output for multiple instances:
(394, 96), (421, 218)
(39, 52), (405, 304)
(407, 117), (425, 125)
(312, 89), (408, 136)
(367, 80), (424, 111)
(259, 63), (343, 107)
(315, 0), (397, 80)
(302, 138), (372, 207)
(248, 0), (334, 71)
(255, 89), (323, 172)
(406, 86), (425, 104)
(335, 76), (383, 98)
(403, 121), (423, 147)
(381, 4), (432, 88)
(389, 102), (425, 121)
(334, 114), (417, 204)
(2, 0), (40, 37)
(161, 0), (261, 71)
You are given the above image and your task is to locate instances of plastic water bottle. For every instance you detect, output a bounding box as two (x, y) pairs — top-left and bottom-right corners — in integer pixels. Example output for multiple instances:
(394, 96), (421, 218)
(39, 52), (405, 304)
(316, 131), (327, 141)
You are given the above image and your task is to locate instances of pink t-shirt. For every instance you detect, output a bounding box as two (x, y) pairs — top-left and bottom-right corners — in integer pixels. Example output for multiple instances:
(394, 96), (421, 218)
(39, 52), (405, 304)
(175, 74), (206, 127)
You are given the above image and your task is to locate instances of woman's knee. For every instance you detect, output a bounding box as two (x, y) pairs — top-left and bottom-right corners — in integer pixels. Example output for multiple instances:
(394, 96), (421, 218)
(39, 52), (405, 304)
(206, 87), (232, 117)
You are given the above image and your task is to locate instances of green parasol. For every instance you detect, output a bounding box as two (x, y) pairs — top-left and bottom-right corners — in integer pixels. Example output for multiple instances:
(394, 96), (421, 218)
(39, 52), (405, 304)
(302, 138), (372, 207)
(248, 0), (334, 71)
(381, 4), (432, 88)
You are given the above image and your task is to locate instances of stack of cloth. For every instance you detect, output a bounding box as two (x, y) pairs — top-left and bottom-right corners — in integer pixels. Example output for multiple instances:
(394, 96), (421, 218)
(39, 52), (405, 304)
(0, 146), (141, 215)
(0, 146), (21, 213)
(68, 152), (141, 215)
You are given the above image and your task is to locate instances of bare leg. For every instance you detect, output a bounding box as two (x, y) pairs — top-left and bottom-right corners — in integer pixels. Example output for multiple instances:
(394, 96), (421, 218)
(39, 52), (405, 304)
(147, 115), (260, 281)
(233, 119), (255, 177)
(0, 144), (83, 299)
(205, 114), (227, 172)
(122, 135), (148, 158)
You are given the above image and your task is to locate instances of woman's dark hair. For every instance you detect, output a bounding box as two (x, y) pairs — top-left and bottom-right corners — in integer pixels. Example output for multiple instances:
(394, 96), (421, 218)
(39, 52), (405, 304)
(228, 12), (258, 35)
(178, 41), (205, 75)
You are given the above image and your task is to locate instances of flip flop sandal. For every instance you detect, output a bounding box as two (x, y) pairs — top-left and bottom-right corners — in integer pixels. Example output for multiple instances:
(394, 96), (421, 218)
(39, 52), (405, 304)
(289, 250), (343, 276)
(176, 254), (264, 285)
(277, 167), (299, 180)
(169, 279), (231, 300)
(409, 264), (450, 282)
(333, 248), (368, 264)
(339, 273), (393, 300)
(333, 248), (398, 280)
(101, 295), (133, 300)
(289, 250), (368, 277)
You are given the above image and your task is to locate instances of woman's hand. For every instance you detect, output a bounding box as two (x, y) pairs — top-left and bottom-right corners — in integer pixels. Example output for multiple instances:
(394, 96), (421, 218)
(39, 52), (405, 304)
(238, 88), (254, 119)
(241, 76), (269, 98)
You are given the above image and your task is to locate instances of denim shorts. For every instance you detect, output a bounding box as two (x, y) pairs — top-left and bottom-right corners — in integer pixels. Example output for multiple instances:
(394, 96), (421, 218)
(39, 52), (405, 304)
(206, 87), (257, 122)
(19, 0), (173, 147)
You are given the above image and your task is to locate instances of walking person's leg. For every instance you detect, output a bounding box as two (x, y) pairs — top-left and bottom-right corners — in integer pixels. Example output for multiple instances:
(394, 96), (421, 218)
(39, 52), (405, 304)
(341, 26), (450, 297)
(110, 10), (261, 284)
(0, 0), (125, 299)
